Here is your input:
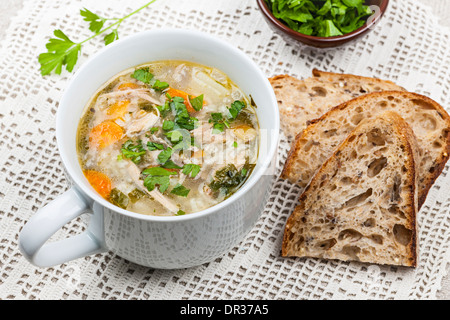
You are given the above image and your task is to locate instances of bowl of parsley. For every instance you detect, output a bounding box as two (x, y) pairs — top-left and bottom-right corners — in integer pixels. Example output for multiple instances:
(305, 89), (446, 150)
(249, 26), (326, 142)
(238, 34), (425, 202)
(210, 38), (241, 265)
(257, 0), (389, 48)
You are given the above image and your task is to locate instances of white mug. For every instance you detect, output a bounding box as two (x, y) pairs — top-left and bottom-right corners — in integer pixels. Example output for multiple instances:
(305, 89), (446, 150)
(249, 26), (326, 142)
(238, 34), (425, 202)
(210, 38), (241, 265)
(19, 29), (280, 269)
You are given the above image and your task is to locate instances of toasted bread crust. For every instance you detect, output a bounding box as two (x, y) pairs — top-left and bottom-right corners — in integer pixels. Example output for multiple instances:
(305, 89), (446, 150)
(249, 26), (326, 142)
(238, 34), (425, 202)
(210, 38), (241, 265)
(282, 112), (419, 267)
(311, 69), (404, 90)
(281, 91), (450, 209)
(269, 70), (405, 141)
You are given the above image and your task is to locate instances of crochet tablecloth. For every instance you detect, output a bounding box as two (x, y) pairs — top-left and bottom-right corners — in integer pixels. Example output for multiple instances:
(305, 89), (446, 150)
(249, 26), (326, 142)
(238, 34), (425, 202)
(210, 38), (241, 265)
(1, 0), (450, 300)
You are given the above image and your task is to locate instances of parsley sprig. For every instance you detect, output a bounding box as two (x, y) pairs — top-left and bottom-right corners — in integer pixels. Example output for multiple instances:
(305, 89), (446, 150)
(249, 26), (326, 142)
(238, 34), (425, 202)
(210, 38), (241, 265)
(264, 0), (372, 37)
(38, 0), (159, 76)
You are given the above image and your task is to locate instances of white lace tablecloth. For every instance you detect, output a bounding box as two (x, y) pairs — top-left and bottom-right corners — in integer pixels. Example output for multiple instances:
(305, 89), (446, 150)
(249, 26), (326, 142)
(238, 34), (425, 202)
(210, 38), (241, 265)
(1, 0), (450, 300)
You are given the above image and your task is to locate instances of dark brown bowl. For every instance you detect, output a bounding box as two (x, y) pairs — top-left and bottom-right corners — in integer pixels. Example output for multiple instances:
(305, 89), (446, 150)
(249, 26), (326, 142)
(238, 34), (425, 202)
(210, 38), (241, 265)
(257, 0), (389, 48)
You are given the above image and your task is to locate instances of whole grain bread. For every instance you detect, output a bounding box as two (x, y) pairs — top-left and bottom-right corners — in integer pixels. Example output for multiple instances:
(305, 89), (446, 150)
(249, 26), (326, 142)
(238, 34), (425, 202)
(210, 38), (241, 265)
(282, 112), (419, 267)
(281, 91), (450, 209)
(269, 69), (405, 141)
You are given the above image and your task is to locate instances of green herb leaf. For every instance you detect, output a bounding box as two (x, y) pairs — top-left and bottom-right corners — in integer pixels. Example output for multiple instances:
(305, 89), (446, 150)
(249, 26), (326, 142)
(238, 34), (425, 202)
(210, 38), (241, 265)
(152, 79), (170, 91)
(80, 8), (106, 34)
(39, 1), (160, 76)
(171, 184), (190, 197)
(142, 166), (177, 194)
(162, 120), (175, 131)
(142, 166), (178, 176)
(182, 164), (201, 178)
(228, 100), (246, 120)
(149, 127), (159, 134)
(264, 0), (371, 37)
(109, 188), (129, 209)
(157, 147), (173, 165)
(189, 94), (204, 112)
(104, 29), (119, 45)
(120, 140), (146, 164)
(38, 30), (82, 75)
(132, 67), (154, 84)
(143, 175), (171, 193)
(147, 141), (165, 151)
(157, 101), (171, 118)
(161, 160), (183, 170)
(175, 210), (186, 216)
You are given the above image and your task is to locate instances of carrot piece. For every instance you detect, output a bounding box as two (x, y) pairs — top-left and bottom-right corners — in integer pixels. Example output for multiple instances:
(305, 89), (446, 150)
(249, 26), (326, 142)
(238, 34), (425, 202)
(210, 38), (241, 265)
(191, 150), (204, 159)
(107, 100), (130, 119)
(117, 82), (141, 91)
(84, 170), (112, 199)
(167, 88), (206, 113)
(89, 121), (124, 149)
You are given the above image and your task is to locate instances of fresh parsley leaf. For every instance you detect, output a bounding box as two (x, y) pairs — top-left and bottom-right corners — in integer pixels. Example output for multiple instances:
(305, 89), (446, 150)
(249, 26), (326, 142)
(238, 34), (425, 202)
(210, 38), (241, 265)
(142, 166), (177, 193)
(171, 184), (190, 197)
(162, 120), (175, 131)
(264, 0), (372, 37)
(144, 175), (171, 193)
(142, 167), (178, 176)
(169, 96), (198, 131)
(157, 101), (171, 118)
(38, 30), (82, 75)
(149, 127), (159, 134)
(120, 140), (146, 164)
(189, 94), (204, 112)
(104, 29), (119, 45)
(161, 160), (183, 170)
(39, 1), (160, 76)
(209, 112), (230, 134)
(80, 8), (106, 34)
(152, 79), (170, 91)
(131, 67), (154, 84)
(233, 141), (238, 148)
(175, 209), (186, 216)
(182, 164), (201, 178)
(157, 147), (173, 165)
(147, 141), (165, 151)
(228, 100), (246, 120)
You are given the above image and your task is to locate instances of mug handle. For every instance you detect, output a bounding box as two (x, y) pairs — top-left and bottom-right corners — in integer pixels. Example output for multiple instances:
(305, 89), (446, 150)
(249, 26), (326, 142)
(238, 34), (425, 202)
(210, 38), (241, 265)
(19, 187), (107, 267)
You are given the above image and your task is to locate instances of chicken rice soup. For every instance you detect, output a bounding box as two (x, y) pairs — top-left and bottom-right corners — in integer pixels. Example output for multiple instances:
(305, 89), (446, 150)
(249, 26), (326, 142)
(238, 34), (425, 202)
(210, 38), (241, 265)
(77, 60), (259, 216)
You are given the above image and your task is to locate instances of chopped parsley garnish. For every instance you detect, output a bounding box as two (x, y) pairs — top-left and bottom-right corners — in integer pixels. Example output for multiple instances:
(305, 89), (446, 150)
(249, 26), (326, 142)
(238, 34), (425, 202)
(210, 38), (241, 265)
(189, 94), (204, 112)
(233, 141), (238, 148)
(142, 167), (177, 193)
(209, 100), (246, 134)
(157, 101), (171, 118)
(170, 96), (198, 131)
(171, 184), (191, 197)
(162, 120), (175, 131)
(131, 67), (154, 84)
(209, 112), (230, 134)
(228, 100), (246, 120)
(149, 127), (159, 135)
(157, 147), (173, 165)
(264, 0), (373, 37)
(161, 160), (183, 170)
(182, 164), (201, 178)
(152, 79), (170, 91)
(147, 141), (165, 151)
(109, 188), (129, 209)
(132, 68), (171, 91)
(119, 140), (146, 164)
(209, 161), (255, 196)
(175, 210), (186, 216)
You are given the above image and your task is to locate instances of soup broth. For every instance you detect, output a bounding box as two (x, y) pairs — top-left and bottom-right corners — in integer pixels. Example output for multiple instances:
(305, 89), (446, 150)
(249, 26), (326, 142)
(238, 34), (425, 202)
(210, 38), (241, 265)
(77, 60), (259, 216)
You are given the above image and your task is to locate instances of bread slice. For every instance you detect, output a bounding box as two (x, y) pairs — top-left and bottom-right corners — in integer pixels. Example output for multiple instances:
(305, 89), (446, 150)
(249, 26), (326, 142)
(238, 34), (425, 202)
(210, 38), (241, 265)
(282, 112), (419, 267)
(281, 91), (450, 209)
(269, 69), (405, 141)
